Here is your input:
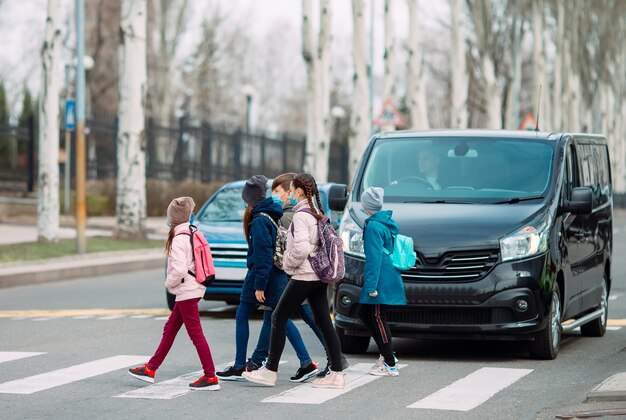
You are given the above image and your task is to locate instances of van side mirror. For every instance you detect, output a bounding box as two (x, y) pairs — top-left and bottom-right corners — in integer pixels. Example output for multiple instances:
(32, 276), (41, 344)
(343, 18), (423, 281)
(563, 187), (593, 214)
(328, 184), (348, 212)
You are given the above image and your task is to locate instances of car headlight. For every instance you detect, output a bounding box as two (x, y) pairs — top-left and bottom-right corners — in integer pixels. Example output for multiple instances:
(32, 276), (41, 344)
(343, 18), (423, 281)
(339, 210), (365, 258)
(500, 222), (550, 262)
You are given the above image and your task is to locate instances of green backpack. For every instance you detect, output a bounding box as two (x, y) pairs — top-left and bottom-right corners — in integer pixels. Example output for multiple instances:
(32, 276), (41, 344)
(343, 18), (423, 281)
(384, 234), (417, 271)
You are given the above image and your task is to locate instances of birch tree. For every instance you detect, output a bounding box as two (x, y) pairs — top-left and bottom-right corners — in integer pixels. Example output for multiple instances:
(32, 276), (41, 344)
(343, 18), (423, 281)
(469, 0), (502, 129)
(302, 0), (332, 182)
(449, 0), (468, 129)
(504, 0), (522, 130)
(552, 0), (565, 131)
(406, 0), (429, 129)
(349, 0), (370, 180)
(382, 0), (395, 104)
(37, 0), (61, 243)
(115, 0), (147, 239)
(532, 0), (550, 130)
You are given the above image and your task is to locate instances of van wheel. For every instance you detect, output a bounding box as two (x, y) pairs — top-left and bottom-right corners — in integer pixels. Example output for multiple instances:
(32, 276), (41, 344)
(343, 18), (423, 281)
(336, 326), (370, 354)
(529, 283), (561, 360)
(166, 289), (176, 311)
(580, 275), (608, 337)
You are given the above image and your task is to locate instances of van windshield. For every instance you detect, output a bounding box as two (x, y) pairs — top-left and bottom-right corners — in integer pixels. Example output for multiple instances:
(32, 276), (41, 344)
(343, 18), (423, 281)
(197, 187), (247, 222)
(359, 137), (555, 203)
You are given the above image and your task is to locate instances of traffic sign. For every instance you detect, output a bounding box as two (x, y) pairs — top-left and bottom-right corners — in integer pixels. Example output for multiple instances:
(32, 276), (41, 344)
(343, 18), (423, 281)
(519, 113), (536, 131)
(65, 99), (76, 132)
(373, 99), (406, 128)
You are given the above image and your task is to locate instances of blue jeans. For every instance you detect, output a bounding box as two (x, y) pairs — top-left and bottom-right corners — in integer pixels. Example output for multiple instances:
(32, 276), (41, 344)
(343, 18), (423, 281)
(235, 301), (312, 368)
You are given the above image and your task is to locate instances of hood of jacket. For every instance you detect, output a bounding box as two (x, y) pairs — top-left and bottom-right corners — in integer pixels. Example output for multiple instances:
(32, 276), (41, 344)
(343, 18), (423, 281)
(251, 197), (283, 222)
(366, 210), (399, 235)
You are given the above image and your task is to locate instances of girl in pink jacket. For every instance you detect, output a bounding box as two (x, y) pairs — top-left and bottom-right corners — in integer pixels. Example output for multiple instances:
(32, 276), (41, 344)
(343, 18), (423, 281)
(128, 197), (219, 391)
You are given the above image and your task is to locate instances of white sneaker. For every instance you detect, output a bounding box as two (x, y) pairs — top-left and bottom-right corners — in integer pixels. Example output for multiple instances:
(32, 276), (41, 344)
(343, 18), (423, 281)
(369, 362), (399, 377)
(372, 353), (399, 369)
(312, 370), (345, 389)
(242, 366), (277, 386)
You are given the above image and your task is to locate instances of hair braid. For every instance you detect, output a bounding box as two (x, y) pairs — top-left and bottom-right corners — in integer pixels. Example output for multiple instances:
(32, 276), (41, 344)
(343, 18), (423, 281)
(315, 191), (325, 216)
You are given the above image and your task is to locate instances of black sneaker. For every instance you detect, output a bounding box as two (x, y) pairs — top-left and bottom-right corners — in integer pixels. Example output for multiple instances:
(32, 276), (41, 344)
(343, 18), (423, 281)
(290, 362), (319, 383)
(216, 365), (245, 381)
(245, 359), (261, 372)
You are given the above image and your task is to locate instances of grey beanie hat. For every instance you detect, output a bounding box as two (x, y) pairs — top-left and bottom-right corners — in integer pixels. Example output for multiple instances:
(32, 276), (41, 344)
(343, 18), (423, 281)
(242, 175), (268, 207)
(167, 196), (195, 227)
(361, 187), (384, 213)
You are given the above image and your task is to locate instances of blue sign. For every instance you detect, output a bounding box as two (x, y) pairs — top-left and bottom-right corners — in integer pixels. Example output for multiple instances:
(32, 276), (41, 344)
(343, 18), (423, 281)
(65, 99), (76, 131)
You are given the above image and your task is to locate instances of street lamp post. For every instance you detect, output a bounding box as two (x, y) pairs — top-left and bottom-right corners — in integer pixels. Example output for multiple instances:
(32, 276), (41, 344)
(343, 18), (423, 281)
(331, 106), (347, 184)
(241, 84), (256, 175)
(75, 0), (87, 254)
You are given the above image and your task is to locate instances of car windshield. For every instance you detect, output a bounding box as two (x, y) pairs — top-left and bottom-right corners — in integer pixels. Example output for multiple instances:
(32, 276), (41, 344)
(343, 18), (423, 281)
(197, 187), (246, 222)
(359, 137), (555, 203)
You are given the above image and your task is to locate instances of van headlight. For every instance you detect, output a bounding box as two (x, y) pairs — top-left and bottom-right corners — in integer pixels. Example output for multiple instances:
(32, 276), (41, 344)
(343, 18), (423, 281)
(339, 211), (365, 258)
(500, 223), (549, 262)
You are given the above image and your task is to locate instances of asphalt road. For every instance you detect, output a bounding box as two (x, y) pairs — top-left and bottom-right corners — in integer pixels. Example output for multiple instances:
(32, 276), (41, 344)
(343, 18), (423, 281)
(1, 217), (626, 419)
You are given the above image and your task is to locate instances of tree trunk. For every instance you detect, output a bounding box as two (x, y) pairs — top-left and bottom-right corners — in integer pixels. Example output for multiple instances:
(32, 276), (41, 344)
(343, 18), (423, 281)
(553, 0), (564, 131)
(532, 0), (549, 130)
(115, 0), (147, 240)
(37, 0), (62, 243)
(505, 0), (521, 130)
(382, 0), (395, 104)
(302, 0), (318, 179)
(406, 0), (429, 130)
(349, 0), (370, 181)
(449, 0), (468, 129)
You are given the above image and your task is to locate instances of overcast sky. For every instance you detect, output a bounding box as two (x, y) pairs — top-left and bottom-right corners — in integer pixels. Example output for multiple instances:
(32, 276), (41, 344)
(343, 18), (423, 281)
(0, 0), (448, 118)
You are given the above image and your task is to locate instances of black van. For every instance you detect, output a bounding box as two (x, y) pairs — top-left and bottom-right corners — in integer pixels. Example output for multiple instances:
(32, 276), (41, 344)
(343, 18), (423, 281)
(328, 130), (612, 359)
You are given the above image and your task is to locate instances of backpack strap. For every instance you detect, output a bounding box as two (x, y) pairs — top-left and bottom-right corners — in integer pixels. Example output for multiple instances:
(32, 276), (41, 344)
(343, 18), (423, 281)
(257, 212), (280, 230)
(174, 226), (197, 278)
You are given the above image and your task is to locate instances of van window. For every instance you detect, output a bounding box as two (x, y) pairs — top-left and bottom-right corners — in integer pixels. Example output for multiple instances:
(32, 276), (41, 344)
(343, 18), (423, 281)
(576, 143), (611, 208)
(359, 137), (555, 203)
(198, 188), (247, 222)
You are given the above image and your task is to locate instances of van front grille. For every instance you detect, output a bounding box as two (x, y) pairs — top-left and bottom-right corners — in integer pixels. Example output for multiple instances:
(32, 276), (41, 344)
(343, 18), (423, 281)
(402, 249), (499, 282)
(210, 245), (248, 262)
(386, 306), (515, 325)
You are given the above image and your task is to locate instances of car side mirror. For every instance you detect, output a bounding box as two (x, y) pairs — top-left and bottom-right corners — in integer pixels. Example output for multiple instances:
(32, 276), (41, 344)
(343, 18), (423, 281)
(563, 187), (593, 214)
(328, 184), (348, 212)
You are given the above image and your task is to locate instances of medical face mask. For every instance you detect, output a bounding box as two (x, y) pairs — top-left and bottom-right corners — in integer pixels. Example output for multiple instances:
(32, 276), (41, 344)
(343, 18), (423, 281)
(288, 194), (298, 206)
(271, 193), (284, 206)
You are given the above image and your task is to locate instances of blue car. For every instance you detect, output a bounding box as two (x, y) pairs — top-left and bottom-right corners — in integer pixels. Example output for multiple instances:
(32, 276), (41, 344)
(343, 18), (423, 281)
(165, 179), (342, 309)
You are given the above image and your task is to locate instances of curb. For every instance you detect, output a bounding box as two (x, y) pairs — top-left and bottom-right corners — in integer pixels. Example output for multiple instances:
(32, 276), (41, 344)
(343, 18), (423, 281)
(586, 373), (626, 402)
(0, 249), (165, 288)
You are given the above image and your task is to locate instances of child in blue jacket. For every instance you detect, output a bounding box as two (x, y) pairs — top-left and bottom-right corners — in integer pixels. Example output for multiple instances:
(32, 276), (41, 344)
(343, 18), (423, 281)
(358, 187), (407, 377)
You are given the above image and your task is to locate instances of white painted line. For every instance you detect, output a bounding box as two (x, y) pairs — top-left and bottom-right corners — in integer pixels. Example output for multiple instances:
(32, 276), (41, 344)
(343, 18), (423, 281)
(263, 363), (407, 405)
(116, 370), (203, 400)
(607, 326), (622, 331)
(0, 355), (148, 395)
(97, 315), (126, 320)
(73, 315), (95, 319)
(0, 352), (45, 365)
(205, 306), (234, 312)
(10, 317), (26, 320)
(609, 293), (622, 301)
(32, 318), (53, 321)
(408, 367), (532, 412)
(129, 315), (152, 319)
(154, 317), (169, 321)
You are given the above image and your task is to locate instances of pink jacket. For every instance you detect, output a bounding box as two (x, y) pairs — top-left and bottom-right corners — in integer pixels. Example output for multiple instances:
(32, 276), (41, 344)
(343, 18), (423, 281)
(282, 200), (321, 281)
(165, 222), (206, 302)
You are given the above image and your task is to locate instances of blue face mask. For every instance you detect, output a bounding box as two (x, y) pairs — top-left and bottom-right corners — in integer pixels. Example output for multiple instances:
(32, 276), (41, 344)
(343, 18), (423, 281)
(288, 194), (297, 206)
(271, 194), (284, 206)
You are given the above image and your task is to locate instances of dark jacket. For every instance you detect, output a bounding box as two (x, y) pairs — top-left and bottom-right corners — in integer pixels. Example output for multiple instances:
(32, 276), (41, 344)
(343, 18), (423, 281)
(359, 210), (407, 306)
(241, 197), (288, 308)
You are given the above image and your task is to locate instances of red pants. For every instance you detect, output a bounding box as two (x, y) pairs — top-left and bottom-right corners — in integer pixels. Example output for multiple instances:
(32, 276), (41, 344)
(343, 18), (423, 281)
(147, 298), (216, 376)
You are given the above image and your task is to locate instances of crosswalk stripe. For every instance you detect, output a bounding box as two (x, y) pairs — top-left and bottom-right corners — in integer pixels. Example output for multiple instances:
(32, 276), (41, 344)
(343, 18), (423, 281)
(0, 355), (148, 395)
(129, 315), (152, 319)
(0, 352), (45, 365)
(97, 315), (126, 320)
(263, 363), (407, 405)
(116, 370), (203, 400)
(607, 326), (622, 331)
(408, 367), (532, 411)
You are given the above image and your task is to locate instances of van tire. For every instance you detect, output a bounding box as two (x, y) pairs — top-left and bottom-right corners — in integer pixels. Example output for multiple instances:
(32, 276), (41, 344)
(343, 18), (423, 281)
(528, 283), (561, 360)
(166, 289), (176, 311)
(580, 275), (608, 337)
(336, 326), (370, 354)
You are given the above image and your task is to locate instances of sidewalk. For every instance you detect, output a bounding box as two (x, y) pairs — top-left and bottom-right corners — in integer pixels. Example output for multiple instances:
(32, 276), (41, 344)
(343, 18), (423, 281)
(0, 217), (167, 288)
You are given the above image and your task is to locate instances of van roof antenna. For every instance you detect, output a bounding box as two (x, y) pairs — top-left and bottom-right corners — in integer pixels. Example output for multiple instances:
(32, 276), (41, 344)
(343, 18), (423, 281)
(535, 84), (542, 132)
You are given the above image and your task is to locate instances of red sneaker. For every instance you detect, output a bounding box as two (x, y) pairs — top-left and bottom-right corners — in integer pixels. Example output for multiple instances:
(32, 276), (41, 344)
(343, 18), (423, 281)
(189, 374), (220, 391)
(128, 364), (155, 384)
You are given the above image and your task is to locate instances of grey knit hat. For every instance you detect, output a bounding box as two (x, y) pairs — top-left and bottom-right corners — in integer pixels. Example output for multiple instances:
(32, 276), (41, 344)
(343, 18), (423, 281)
(242, 175), (268, 207)
(361, 187), (384, 213)
(167, 196), (195, 227)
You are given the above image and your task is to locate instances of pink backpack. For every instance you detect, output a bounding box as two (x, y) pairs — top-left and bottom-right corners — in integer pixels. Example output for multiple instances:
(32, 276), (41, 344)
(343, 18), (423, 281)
(175, 224), (215, 287)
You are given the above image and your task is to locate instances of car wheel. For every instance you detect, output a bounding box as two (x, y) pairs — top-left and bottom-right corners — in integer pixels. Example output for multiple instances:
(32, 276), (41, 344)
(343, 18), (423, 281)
(166, 289), (176, 311)
(528, 283), (561, 360)
(336, 326), (370, 354)
(580, 274), (609, 337)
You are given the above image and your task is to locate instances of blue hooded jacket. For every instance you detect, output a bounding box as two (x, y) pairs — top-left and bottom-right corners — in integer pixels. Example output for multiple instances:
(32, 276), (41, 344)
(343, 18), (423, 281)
(359, 210), (407, 306)
(240, 197), (288, 308)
